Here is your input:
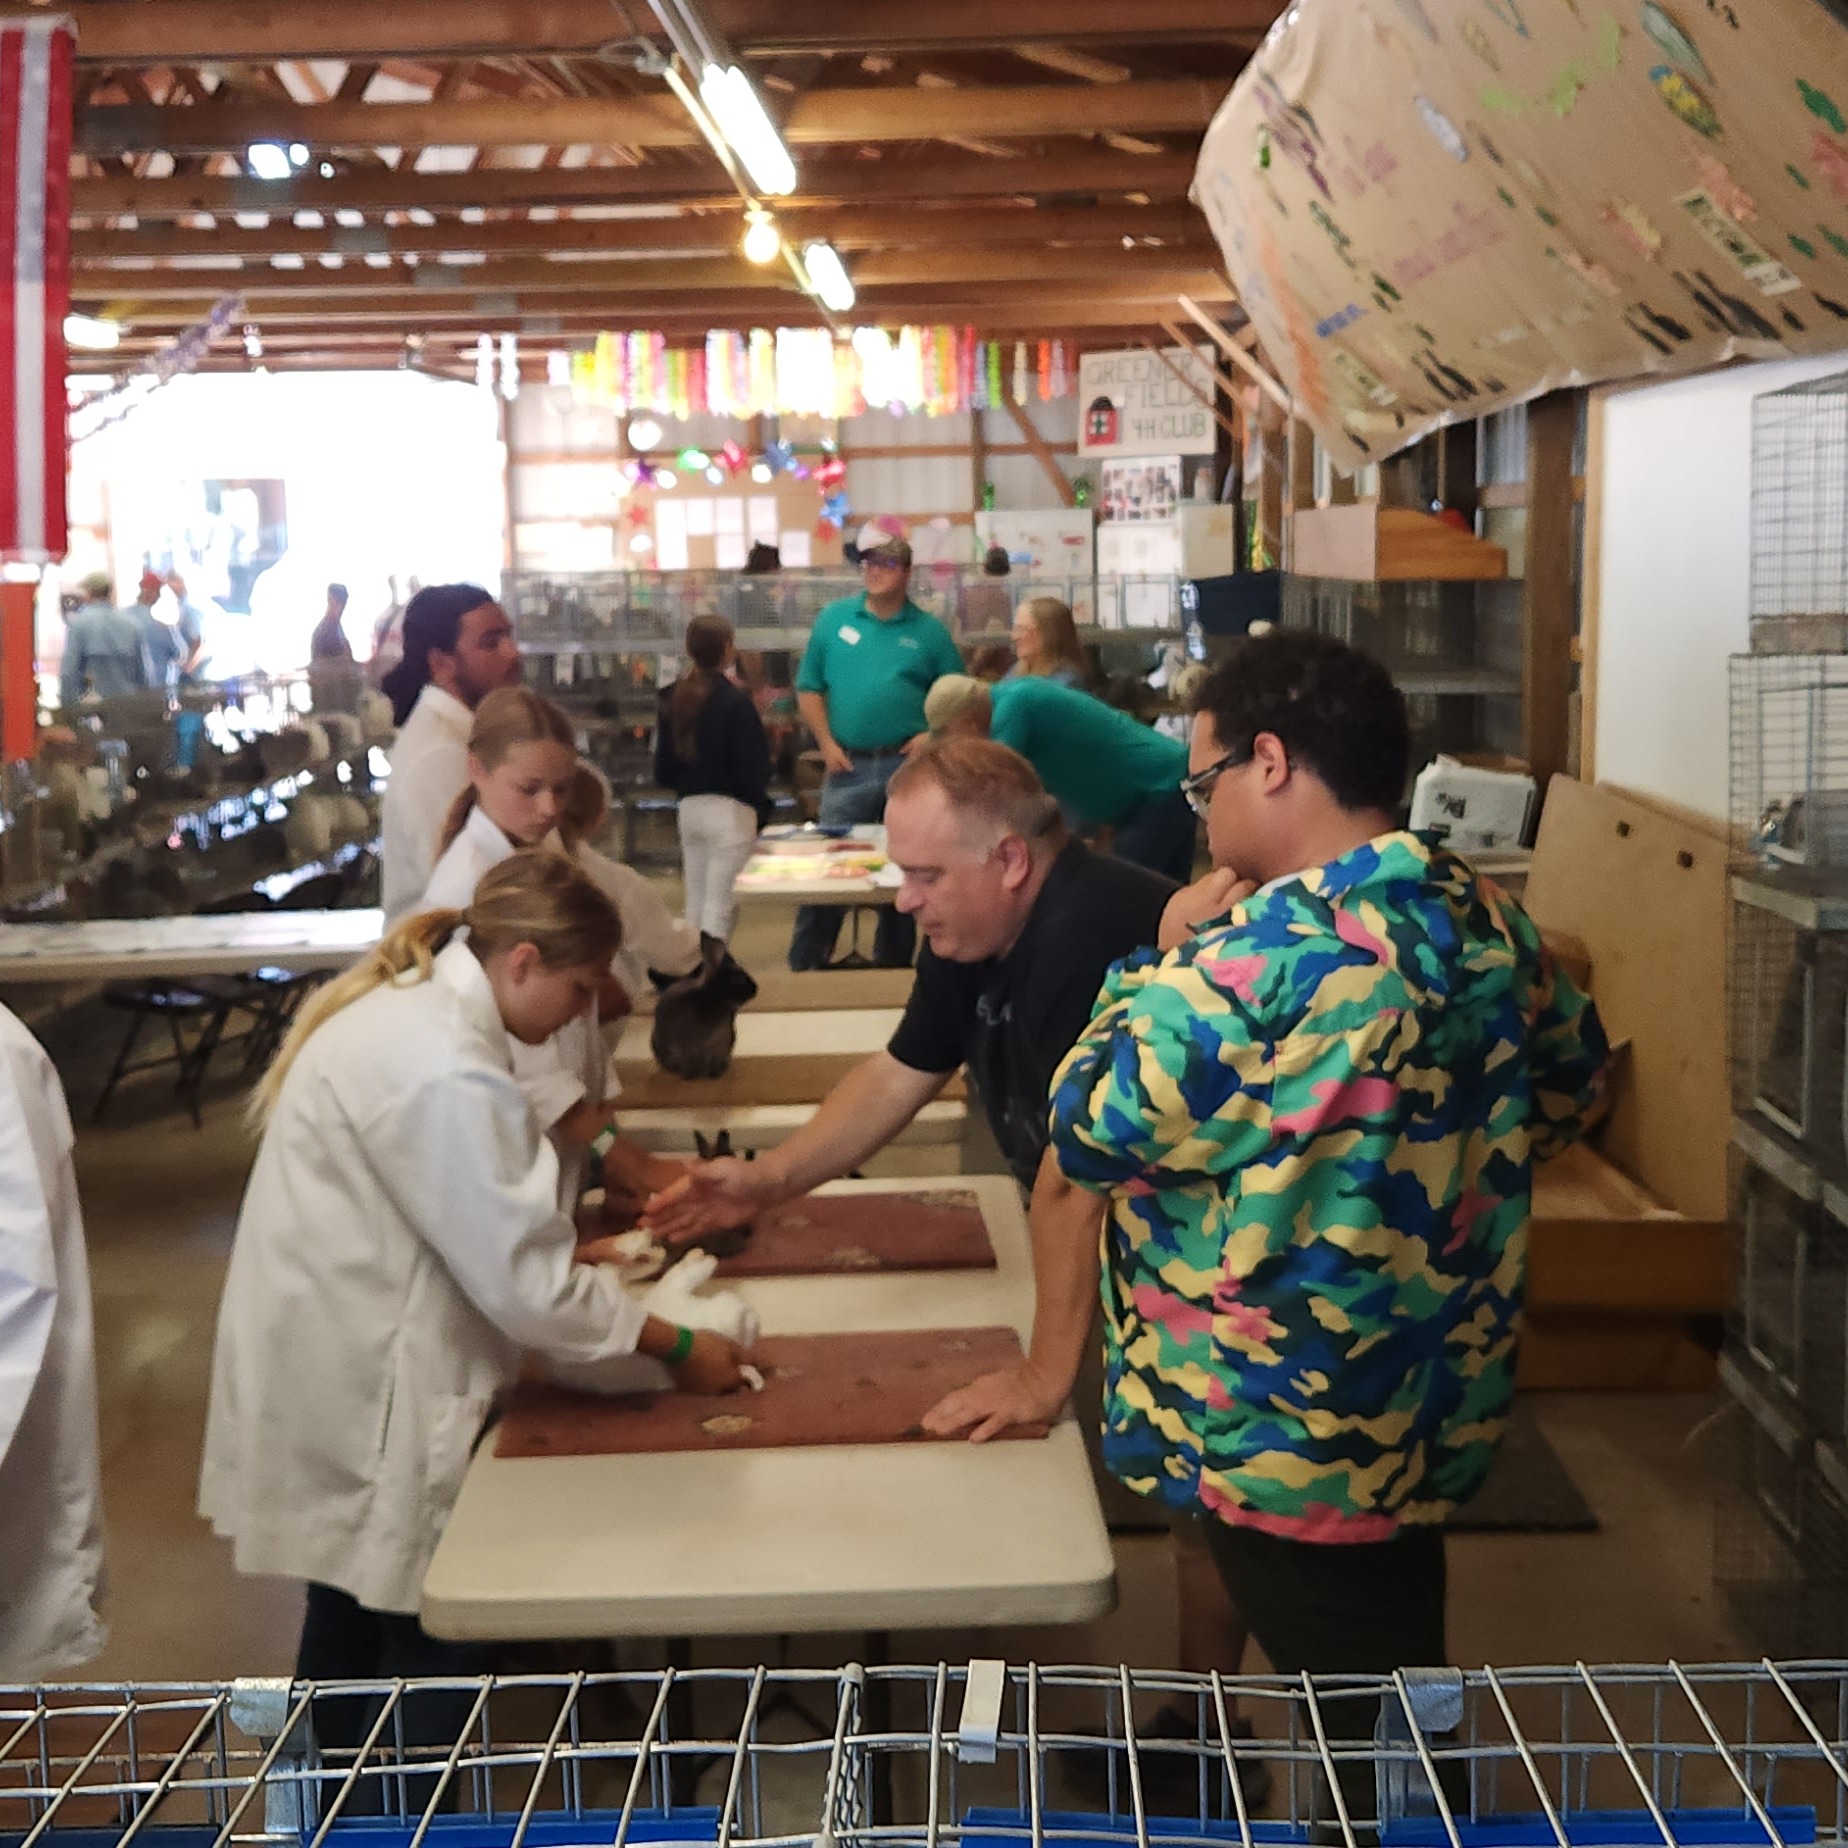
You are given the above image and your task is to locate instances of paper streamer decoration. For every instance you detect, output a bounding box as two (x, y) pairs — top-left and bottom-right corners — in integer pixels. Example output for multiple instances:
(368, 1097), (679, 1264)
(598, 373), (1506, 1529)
(1195, 0), (1848, 465)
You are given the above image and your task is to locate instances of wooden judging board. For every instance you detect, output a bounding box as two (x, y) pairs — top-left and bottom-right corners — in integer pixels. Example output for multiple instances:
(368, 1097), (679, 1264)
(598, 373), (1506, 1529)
(494, 1326), (1041, 1458)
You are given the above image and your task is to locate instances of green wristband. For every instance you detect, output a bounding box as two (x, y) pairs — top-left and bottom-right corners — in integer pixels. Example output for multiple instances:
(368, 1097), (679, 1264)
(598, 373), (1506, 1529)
(589, 1124), (619, 1163)
(667, 1324), (695, 1365)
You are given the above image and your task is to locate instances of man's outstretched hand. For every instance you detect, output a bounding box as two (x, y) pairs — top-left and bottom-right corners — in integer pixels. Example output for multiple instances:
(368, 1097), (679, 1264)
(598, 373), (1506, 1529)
(920, 1361), (1067, 1444)
(642, 1159), (773, 1244)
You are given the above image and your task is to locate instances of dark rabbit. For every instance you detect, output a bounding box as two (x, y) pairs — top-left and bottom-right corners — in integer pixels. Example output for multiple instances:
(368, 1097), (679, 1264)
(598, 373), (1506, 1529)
(649, 934), (759, 1080)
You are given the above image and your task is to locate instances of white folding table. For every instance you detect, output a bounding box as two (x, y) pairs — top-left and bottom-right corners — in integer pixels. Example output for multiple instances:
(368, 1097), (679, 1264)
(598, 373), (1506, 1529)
(422, 1174), (1115, 1642)
(0, 908), (385, 984)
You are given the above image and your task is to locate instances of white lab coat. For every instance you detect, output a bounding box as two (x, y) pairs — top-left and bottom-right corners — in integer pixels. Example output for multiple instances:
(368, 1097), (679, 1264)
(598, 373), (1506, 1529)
(0, 1004), (105, 1678)
(198, 941), (649, 1615)
(576, 842), (703, 1002)
(381, 684), (472, 921)
(422, 806), (608, 1167)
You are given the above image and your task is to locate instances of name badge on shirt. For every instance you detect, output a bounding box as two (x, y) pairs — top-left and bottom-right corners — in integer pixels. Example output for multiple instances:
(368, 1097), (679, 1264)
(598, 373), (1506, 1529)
(838, 623), (863, 644)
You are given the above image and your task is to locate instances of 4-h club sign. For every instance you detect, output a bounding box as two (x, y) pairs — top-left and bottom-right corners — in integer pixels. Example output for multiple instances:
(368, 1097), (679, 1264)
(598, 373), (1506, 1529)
(1077, 346), (1218, 459)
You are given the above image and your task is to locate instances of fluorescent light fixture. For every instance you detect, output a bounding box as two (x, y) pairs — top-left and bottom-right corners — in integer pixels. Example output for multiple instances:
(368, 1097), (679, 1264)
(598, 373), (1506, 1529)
(802, 240), (855, 313)
(699, 63), (796, 198)
(741, 208), (780, 266)
(63, 313), (121, 351)
(247, 141), (293, 180)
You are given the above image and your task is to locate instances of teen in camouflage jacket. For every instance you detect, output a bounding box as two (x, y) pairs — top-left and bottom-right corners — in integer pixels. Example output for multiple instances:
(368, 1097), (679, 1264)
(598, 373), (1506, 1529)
(1049, 829), (1609, 1543)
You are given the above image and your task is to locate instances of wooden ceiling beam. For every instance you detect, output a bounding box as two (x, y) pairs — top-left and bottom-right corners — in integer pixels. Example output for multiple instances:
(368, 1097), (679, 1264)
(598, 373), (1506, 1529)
(74, 202), (1208, 263)
(71, 246), (1220, 299)
(45, 0), (1269, 65)
(70, 148), (1198, 217)
(76, 78), (1223, 156)
(75, 276), (1232, 326)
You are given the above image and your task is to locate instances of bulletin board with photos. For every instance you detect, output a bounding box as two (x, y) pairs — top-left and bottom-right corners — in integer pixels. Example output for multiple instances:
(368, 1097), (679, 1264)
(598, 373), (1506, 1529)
(1099, 458), (1186, 524)
(625, 472), (842, 572)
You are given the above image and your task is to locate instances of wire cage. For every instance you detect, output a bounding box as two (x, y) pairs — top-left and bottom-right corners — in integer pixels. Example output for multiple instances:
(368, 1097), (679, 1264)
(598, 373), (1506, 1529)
(1712, 1366), (1848, 1661)
(1728, 657), (1848, 871)
(501, 570), (1186, 656)
(30, 1664), (1848, 1848)
(1281, 577), (1524, 767)
(1751, 371), (1848, 648)
(1727, 1127), (1848, 1440)
(1730, 896), (1848, 1176)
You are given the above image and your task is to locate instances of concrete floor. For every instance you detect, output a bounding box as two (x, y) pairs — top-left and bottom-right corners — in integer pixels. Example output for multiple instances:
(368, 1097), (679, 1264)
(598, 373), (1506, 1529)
(18, 884), (1751, 1690)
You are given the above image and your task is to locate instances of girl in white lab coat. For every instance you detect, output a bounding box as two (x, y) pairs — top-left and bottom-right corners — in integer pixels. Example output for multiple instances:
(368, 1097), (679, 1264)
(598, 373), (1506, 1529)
(200, 850), (748, 1690)
(422, 687), (696, 1207)
(0, 1003), (105, 1679)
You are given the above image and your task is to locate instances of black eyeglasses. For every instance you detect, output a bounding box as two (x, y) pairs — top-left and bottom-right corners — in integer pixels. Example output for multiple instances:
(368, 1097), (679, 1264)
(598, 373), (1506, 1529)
(1179, 748), (1246, 819)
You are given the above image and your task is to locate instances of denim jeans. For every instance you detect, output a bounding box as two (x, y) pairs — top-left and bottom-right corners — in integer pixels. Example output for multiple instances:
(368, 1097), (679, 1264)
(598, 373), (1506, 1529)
(788, 751), (917, 969)
(1110, 786), (1199, 885)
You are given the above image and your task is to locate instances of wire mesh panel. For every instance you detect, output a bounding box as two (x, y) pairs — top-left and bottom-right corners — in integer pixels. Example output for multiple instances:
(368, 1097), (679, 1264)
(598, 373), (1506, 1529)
(1729, 657), (1848, 870)
(1752, 371), (1848, 637)
(1730, 899), (1848, 1173)
(1727, 1139), (1848, 1436)
(841, 1660), (1848, 1848)
(26, 1666), (1848, 1848)
(0, 1668), (861, 1848)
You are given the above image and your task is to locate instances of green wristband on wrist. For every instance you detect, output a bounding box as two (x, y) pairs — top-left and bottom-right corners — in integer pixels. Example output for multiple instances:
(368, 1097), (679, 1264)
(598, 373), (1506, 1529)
(667, 1324), (695, 1365)
(589, 1124), (619, 1163)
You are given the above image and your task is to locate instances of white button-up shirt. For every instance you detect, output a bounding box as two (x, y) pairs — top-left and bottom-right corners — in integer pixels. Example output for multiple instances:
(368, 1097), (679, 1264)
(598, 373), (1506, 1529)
(0, 1005), (105, 1678)
(381, 684), (473, 921)
(198, 940), (647, 1615)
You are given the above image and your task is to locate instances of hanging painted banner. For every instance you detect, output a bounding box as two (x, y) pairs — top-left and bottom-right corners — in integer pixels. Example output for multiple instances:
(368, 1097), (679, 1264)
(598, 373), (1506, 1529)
(1, 15), (73, 559)
(1077, 346), (1220, 457)
(1193, 0), (1848, 467)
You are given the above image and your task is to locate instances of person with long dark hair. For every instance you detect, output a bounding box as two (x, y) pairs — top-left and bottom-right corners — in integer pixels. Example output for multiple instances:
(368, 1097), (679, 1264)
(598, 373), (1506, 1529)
(654, 614), (771, 943)
(379, 584), (522, 919)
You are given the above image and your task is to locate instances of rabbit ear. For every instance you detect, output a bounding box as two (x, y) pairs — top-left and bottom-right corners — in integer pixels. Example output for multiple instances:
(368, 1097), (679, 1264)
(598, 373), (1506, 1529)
(713, 1128), (734, 1159)
(693, 1130), (714, 1161)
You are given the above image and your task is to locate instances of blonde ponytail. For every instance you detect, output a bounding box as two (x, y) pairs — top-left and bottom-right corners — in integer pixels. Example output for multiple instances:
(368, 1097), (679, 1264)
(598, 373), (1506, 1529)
(438, 784), (481, 856)
(250, 908), (464, 1123)
(250, 849), (622, 1126)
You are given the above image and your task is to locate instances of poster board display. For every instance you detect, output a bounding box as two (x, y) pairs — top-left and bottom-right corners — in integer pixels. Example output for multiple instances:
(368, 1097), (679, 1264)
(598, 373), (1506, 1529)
(626, 473), (841, 571)
(1194, 0), (1848, 468)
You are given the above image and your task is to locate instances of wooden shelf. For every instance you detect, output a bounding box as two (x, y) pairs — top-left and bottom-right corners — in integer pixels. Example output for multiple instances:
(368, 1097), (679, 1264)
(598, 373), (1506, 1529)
(1290, 503), (1509, 582)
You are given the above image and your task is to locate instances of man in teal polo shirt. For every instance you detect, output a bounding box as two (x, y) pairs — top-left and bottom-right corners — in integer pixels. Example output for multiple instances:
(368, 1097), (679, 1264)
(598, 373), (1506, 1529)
(924, 672), (1198, 883)
(789, 522), (964, 969)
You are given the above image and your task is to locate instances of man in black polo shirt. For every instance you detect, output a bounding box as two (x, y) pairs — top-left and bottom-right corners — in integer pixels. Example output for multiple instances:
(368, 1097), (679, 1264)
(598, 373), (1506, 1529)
(648, 736), (1233, 1434)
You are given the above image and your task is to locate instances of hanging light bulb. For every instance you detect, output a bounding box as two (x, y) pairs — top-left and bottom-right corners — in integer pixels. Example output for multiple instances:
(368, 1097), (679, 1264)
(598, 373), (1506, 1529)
(705, 464), (726, 486)
(654, 467), (679, 490)
(741, 209), (781, 267)
(627, 416), (664, 453)
(750, 460), (774, 485)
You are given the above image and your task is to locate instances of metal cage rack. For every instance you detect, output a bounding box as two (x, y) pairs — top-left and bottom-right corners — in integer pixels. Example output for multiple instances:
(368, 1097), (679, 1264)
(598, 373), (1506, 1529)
(1729, 657), (1848, 875)
(1752, 370), (1848, 650)
(18, 1663), (1848, 1848)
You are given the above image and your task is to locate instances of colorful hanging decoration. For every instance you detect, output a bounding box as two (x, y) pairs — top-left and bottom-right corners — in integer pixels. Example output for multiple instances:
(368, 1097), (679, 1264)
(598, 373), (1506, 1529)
(563, 325), (1077, 421)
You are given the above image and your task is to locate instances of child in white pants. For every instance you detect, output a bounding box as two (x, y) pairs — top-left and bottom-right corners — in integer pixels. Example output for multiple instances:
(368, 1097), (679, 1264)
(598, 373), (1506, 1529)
(654, 614), (772, 941)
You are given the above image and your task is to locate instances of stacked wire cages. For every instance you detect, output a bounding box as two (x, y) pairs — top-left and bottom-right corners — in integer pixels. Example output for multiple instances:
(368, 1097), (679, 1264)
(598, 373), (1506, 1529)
(1751, 372), (1848, 656)
(21, 1664), (1848, 1848)
(1725, 371), (1848, 1654)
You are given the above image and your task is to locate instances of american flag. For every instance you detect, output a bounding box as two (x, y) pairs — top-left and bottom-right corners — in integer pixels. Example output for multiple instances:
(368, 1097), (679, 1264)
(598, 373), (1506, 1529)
(1, 16), (72, 561)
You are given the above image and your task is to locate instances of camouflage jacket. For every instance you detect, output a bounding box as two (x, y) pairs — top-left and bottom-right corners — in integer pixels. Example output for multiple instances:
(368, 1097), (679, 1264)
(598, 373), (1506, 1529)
(1049, 831), (1609, 1542)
